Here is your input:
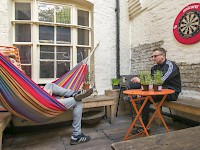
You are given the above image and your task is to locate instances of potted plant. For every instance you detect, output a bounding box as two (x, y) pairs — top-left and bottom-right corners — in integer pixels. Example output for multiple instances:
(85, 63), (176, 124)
(139, 71), (152, 91)
(153, 70), (163, 91)
(111, 78), (120, 89)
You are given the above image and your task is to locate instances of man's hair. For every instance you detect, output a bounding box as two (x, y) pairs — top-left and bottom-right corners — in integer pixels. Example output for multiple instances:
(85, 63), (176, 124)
(153, 48), (166, 57)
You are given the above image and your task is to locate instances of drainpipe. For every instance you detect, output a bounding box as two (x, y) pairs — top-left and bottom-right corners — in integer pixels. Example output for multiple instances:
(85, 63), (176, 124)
(115, 0), (120, 79)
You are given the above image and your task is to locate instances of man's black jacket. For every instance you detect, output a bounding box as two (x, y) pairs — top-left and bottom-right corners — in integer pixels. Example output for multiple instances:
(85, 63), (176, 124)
(151, 59), (181, 100)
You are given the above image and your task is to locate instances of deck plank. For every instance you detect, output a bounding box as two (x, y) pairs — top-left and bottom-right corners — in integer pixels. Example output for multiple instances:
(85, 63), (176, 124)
(2, 115), (192, 150)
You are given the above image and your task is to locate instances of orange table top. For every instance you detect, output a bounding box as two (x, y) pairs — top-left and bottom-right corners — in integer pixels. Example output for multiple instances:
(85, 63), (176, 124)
(123, 89), (174, 96)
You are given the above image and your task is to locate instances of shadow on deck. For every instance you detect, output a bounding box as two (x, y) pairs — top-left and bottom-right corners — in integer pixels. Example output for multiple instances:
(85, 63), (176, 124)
(2, 115), (193, 150)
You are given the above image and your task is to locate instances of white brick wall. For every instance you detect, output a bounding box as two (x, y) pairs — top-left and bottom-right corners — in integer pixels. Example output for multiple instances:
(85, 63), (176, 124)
(88, 0), (117, 94)
(0, 1), (9, 45)
(120, 0), (131, 75)
(130, 0), (200, 63)
(88, 0), (130, 94)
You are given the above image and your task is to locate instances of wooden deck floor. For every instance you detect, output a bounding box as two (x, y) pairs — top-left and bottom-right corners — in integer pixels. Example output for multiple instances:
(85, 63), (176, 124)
(2, 115), (191, 150)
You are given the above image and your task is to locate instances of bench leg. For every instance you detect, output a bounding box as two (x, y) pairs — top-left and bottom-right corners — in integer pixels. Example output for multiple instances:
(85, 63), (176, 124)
(106, 105), (115, 124)
(169, 108), (175, 122)
(110, 105), (115, 124)
(0, 133), (2, 150)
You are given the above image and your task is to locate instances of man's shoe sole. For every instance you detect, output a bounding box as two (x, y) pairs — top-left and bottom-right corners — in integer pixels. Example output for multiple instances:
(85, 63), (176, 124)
(74, 88), (93, 101)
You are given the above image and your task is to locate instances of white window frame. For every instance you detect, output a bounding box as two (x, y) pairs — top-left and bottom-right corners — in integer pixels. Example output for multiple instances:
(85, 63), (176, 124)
(11, 0), (92, 84)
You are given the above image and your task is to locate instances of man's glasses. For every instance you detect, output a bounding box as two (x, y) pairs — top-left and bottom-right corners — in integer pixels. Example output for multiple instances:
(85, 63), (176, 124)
(151, 54), (162, 58)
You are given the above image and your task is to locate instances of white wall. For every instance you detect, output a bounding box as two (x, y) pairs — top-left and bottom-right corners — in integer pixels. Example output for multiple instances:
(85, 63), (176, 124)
(0, 1), (9, 45)
(88, 0), (116, 94)
(130, 0), (200, 64)
(88, 0), (130, 94)
(120, 0), (131, 76)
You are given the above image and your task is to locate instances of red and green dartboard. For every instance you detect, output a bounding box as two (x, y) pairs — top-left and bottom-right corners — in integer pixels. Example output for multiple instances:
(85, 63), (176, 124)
(173, 3), (200, 44)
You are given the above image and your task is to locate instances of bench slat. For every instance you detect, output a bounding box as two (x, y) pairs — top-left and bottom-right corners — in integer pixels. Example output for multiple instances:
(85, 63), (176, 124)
(163, 98), (200, 116)
(165, 98), (200, 108)
(111, 126), (200, 150)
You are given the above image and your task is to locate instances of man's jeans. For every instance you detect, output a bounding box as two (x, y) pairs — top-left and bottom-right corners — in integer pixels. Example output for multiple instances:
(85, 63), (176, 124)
(44, 83), (82, 136)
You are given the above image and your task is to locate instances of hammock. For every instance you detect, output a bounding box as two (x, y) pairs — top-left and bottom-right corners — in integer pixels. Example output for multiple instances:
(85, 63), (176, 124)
(0, 53), (88, 123)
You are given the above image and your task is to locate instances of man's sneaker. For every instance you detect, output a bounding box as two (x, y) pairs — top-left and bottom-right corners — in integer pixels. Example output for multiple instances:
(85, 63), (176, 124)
(74, 88), (93, 101)
(70, 133), (90, 145)
(132, 127), (150, 134)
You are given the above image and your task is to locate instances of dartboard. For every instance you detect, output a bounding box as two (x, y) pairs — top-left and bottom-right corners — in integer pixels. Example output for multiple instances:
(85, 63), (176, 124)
(173, 3), (200, 44)
(178, 10), (200, 38)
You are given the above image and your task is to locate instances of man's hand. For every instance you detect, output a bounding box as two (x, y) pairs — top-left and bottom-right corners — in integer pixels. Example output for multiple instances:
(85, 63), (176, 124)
(131, 77), (140, 83)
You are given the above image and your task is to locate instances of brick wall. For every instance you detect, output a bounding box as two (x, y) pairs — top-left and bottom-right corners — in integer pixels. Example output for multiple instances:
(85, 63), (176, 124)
(178, 62), (200, 92)
(131, 41), (164, 74)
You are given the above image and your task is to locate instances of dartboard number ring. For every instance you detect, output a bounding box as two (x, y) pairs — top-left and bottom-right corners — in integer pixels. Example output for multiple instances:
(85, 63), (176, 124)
(173, 3), (200, 44)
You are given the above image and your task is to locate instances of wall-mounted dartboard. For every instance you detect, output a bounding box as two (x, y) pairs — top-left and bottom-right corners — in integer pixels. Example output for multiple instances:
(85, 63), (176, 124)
(173, 3), (200, 44)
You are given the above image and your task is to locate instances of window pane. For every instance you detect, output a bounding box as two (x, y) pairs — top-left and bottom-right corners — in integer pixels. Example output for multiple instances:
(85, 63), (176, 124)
(56, 61), (70, 78)
(38, 3), (54, 22)
(22, 66), (31, 78)
(77, 47), (89, 63)
(56, 6), (71, 24)
(57, 46), (70, 60)
(78, 29), (89, 45)
(40, 45), (54, 59)
(15, 3), (31, 20)
(15, 24), (31, 42)
(39, 25), (54, 43)
(56, 27), (71, 44)
(78, 10), (89, 26)
(40, 61), (54, 78)
(16, 45), (31, 64)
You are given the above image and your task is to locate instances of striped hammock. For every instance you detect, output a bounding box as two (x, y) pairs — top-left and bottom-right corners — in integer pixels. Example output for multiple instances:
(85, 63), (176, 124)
(0, 53), (87, 123)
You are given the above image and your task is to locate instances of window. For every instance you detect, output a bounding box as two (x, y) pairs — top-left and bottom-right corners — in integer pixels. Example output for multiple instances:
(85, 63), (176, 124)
(12, 1), (92, 84)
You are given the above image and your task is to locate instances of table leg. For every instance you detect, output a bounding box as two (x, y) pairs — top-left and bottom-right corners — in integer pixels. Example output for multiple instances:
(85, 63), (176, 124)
(106, 106), (110, 118)
(146, 95), (170, 132)
(123, 96), (149, 141)
(110, 104), (115, 124)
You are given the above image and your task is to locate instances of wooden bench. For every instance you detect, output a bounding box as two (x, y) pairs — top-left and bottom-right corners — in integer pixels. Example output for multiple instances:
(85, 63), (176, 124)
(163, 97), (200, 117)
(111, 125), (200, 150)
(0, 112), (12, 150)
(82, 95), (117, 124)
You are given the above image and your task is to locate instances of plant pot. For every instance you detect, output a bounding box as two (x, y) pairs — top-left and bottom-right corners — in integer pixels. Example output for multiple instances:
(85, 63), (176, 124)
(83, 83), (90, 90)
(153, 85), (162, 91)
(112, 85), (120, 89)
(142, 85), (149, 91)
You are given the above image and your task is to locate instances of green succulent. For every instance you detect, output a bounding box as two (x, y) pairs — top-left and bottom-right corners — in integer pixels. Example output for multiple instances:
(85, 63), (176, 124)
(139, 71), (152, 85)
(111, 78), (120, 86)
(153, 70), (163, 85)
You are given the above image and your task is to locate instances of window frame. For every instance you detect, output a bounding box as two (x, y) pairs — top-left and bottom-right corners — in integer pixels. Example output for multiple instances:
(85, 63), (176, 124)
(11, 0), (93, 84)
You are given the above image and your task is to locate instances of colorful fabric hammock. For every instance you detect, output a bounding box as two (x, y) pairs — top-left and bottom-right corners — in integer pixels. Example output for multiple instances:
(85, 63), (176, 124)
(0, 53), (87, 123)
